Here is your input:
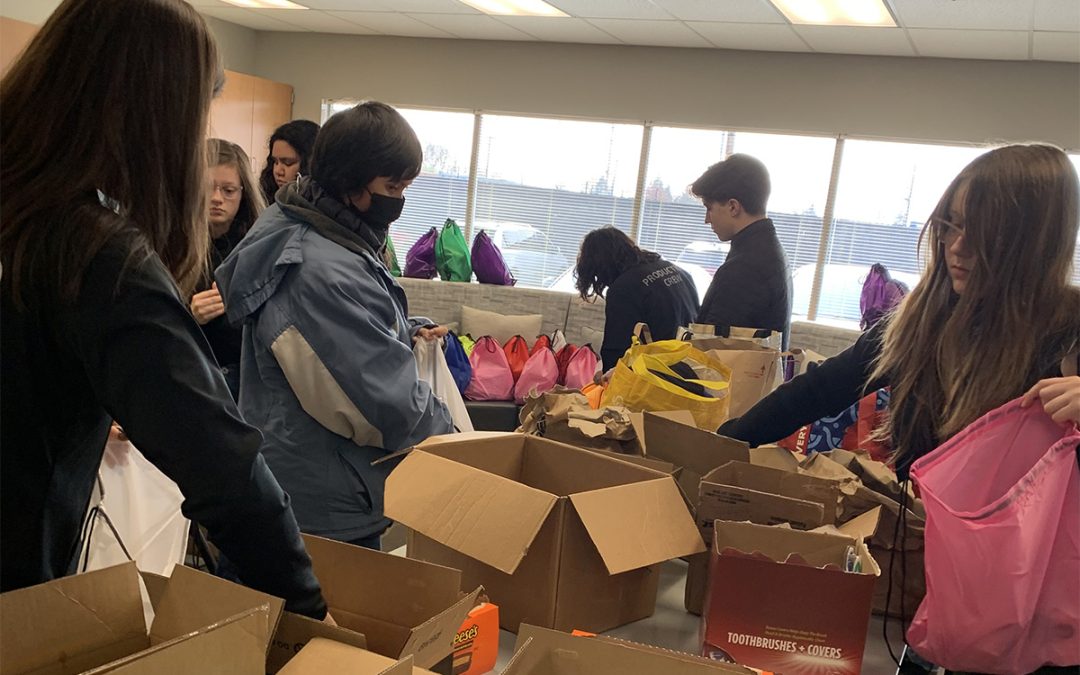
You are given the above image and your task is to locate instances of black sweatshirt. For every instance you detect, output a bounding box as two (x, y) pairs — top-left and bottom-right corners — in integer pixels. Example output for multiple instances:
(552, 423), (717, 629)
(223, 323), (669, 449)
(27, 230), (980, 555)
(697, 218), (792, 350)
(718, 321), (1078, 478)
(195, 232), (243, 368)
(600, 257), (700, 370)
(1, 227), (326, 618)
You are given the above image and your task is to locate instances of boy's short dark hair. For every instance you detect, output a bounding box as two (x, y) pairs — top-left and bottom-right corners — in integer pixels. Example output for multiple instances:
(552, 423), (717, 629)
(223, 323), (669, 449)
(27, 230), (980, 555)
(310, 101), (422, 199)
(689, 153), (771, 215)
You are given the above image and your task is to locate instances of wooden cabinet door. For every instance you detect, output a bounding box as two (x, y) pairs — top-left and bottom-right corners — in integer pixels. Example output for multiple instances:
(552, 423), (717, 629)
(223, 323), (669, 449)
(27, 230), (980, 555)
(251, 78), (294, 174)
(208, 71), (257, 159)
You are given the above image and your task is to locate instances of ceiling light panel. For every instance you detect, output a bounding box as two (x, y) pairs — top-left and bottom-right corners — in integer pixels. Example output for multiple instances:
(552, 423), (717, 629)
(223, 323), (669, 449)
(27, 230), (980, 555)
(769, 0), (896, 27)
(457, 0), (567, 17)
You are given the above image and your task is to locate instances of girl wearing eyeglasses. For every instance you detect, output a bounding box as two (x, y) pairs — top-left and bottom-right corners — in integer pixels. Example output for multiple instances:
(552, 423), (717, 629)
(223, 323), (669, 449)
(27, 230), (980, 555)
(190, 139), (265, 399)
(720, 143), (1080, 477)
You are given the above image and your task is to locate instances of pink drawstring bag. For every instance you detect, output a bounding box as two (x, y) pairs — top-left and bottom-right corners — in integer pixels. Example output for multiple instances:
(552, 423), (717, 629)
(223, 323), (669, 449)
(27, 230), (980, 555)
(464, 336), (515, 402)
(563, 345), (599, 391)
(514, 348), (559, 404)
(907, 398), (1080, 674)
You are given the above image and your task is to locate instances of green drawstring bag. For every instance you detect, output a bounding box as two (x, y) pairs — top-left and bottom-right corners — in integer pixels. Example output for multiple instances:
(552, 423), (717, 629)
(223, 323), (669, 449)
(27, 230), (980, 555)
(385, 237), (402, 277)
(434, 218), (472, 282)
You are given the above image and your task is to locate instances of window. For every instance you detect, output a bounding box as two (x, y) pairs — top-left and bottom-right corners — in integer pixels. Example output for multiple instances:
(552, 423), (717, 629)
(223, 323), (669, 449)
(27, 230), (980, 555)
(641, 127), (836, 307)
(472, 114), (643, 289)
(819, 140), (984, 325)
(1071, 154), (1080, 287)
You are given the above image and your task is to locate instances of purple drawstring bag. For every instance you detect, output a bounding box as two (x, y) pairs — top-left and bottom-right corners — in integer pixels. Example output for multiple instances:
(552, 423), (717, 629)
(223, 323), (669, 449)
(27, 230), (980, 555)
(470, 230), (516, 286)
(404, 227), (438, 279)
(860, 263), (908, 330)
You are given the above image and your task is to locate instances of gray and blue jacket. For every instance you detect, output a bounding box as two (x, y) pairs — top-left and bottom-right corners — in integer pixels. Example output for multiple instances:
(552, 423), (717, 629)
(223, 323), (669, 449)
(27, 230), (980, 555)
(216, 179), (453, 542)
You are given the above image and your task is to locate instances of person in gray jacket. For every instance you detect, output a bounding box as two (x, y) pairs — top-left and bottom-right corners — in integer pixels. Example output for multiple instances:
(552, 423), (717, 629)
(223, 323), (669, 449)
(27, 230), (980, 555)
(216, 102), (454, 549)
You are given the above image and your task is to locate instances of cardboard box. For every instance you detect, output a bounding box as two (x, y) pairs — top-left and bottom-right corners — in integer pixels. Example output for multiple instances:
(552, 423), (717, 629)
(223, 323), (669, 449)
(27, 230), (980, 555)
(451, 602), (499, 675)
(686, 460), (839, 616)
(638, 412), (750, 506)
(701, 513), (881, 675)
(280, 639), (436, 674)
(0, 562), (274, 674)
(384, 433), (705, 633)
(292, 534), (481, 671)
(504, 624), (755, 674)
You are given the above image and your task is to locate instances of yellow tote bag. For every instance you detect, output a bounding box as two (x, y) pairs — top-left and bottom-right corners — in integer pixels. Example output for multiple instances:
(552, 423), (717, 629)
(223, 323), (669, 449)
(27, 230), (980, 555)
(600, 339), (732, 430)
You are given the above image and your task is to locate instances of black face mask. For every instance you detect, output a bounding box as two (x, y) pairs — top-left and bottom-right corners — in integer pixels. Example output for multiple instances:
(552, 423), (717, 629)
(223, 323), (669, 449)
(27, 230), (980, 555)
(355, 191), (404, 230)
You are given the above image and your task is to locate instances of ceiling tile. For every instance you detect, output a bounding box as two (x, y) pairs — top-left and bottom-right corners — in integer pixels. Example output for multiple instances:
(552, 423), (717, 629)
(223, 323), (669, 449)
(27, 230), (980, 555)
(908, 28), (1030, 60)
(586, 18), (712, 47)
(492, 16), (622, 43)
(547, 0), (673, 20)
(253, 9), (379, 33)
(196, 6), (304, 31)
(651, 0), (784, 23)
(794, 26), (915, 56)
(1033, 31), (1080, 61)
(891, 0), (1035, 31)
(1033, 0), (1080, 32)
(327, 11), (457, 37)
(687, 21), (808, 52)
(407, 13), (538, 40)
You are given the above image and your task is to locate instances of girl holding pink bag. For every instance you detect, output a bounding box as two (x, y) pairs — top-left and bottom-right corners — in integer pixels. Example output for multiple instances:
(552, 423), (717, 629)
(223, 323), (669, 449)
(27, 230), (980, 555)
(718, 144), (1080, 674)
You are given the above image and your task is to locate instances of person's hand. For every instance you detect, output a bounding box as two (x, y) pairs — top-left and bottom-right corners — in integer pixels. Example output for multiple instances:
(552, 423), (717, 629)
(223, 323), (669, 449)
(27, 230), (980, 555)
(190, 283), (225, 325)
(322, 611), (338, 627)
(593, 368), (613, 386)
(103, 422), (130, 468)
(1021, 376), (1080, 425)
(413, 325), (449, 343)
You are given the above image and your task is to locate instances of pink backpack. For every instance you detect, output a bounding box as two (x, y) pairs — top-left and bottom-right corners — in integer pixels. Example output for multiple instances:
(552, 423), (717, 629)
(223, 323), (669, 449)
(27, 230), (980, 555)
(513, 348), (559, 404)
(464, 336), (515, 402)
(563, 345), (599, 391)
(907, 398), (1080, 674)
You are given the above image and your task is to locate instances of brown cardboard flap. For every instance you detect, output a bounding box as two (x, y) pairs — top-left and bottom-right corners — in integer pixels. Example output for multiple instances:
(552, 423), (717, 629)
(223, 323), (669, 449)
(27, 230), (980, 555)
(569, 479), (705, 575)
(0, 563), (148, 675)
(581, 447), (677, 474)
(385, 451), (558, 574)
(139, 572), (168, 610)
(151, 564), (282, 654)
(510, 624), (753, 674)
(302, 534), (461, 628)
(838, 506), (883, 541)
(378, 655), (415, 675)
(87, 607), (269, 675)
(268, 611), (369, 674)
(643, 414), (749, 502)
(399, 587), (482, 668)
(697, 484), (826, 535)
(712, 520), (854, 569)
(279, 638), (436, 674)
(702, 461), (839, 524)
(748, 445), (802, 472)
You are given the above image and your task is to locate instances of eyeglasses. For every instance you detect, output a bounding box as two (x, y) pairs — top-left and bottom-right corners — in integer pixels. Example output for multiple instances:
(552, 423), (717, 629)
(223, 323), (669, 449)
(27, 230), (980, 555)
(210, 183), (242, 200)
(932, 217), (966, 245)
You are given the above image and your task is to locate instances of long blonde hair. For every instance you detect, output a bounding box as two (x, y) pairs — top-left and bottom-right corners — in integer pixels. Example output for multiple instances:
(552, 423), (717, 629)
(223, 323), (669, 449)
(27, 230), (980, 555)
(209, 138), (265, 239)
(872, 144), (1080, 468)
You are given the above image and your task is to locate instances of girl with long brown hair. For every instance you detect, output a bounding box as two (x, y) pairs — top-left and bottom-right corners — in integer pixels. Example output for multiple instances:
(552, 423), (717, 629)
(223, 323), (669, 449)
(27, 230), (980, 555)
(719, 143), (1079, 476)
(0, 0), (327, 619)
(191, 138), (265, 399)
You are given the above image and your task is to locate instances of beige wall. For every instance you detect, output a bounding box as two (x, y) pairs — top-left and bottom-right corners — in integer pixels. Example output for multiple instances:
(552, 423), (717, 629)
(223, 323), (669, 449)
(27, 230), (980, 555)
(205, 15), (257, 75)
(249, 32), (1079, 150)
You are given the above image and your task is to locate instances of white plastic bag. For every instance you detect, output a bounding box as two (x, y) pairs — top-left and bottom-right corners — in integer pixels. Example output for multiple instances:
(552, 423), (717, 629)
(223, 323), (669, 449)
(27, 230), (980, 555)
(414, 338), (474, 432)
(79, 438), (190, 577)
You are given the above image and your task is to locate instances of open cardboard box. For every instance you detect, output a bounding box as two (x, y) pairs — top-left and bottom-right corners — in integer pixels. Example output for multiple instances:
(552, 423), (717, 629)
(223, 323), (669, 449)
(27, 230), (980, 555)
(686, 460), (839, 615)
(279, 639), (436, 674)
(384, 433), (705, 633)
(0, 562), (274, 674)
(297, 534), (481, 671)
(636, 412), (750, 505)
(503, 624), (755, 674)
(701, 510), (881, 675)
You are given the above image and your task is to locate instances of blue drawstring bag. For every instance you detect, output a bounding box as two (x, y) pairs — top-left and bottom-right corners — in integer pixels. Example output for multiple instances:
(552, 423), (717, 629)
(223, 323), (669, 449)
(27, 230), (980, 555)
(444, 331), (472, 394)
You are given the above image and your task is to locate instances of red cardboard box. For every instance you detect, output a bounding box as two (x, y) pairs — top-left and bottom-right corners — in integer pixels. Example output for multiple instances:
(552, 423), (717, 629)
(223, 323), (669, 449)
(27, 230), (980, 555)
(701, 511), (880, 675)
